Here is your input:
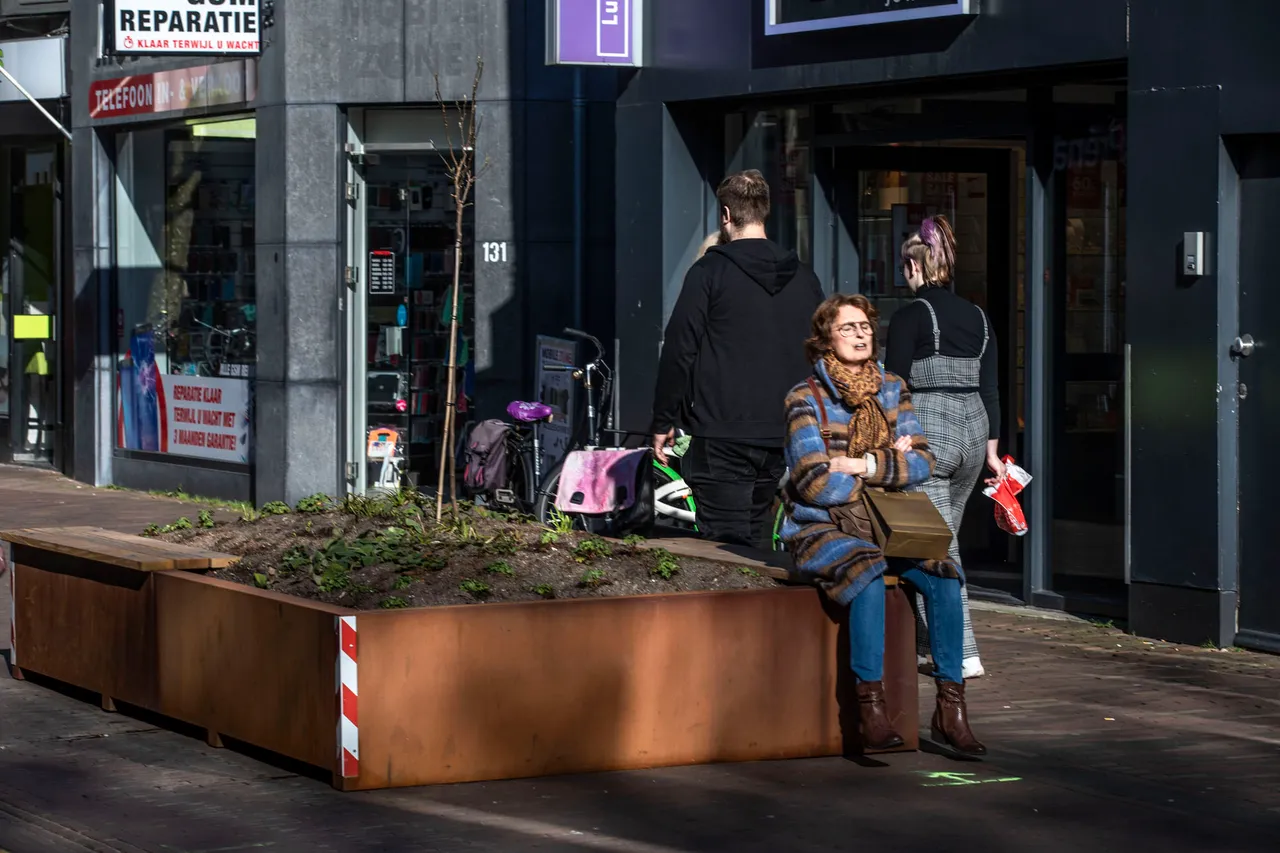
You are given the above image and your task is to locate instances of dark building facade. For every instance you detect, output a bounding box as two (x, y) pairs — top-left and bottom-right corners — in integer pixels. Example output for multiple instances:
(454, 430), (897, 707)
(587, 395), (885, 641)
(66, 2), (615, 504)
(612, 0), (1280, 650)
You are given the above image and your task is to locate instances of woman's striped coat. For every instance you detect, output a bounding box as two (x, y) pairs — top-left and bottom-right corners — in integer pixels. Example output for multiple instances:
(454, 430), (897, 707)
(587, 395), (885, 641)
(780, 359), (962, 605)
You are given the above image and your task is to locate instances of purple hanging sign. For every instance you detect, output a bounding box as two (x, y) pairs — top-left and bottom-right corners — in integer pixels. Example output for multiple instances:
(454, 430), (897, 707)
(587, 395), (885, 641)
(547, 0), (644, 66)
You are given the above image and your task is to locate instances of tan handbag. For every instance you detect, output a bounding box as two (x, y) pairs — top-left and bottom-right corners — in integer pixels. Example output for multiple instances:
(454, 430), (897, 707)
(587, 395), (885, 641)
(806, 377), (953, 562)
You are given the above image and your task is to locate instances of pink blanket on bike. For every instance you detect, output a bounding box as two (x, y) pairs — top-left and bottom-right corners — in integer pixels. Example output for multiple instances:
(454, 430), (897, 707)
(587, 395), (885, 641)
(554, 448), (648, 515)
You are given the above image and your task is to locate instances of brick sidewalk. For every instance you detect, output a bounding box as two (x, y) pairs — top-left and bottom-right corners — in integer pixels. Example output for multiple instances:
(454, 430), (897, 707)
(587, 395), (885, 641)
(1, 467), (1278, 851)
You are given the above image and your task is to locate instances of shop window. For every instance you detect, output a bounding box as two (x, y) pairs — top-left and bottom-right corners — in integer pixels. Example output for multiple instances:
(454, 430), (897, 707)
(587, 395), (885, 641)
(114, 116), (255, 465)
(724, 108), (812, 262)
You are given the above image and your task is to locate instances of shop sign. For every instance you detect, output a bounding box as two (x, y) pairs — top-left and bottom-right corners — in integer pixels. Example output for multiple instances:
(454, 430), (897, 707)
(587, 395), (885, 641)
(119, 367), (252, 465)
(547, 0), (644, 66)
(536, 336), (577, 473)
(0, 36), (68, 103)
(765, 0), (971, 36)
(369, 251), (396, 295)
(88, 59), (256, 120)
(107, 0), (263, 56)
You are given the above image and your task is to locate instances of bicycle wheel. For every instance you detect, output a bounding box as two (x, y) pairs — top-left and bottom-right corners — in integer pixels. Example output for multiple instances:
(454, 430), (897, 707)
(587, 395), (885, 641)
(652, 460), (698, 531)
(534, 462), (609, 534)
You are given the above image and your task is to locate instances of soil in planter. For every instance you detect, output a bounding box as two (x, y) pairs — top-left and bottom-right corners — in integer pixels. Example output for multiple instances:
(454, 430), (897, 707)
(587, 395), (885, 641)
(151, 494), (779, 611)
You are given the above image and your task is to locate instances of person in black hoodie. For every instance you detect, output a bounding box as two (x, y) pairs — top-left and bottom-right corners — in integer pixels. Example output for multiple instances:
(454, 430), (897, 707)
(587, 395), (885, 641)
(651, 170), (825, 549)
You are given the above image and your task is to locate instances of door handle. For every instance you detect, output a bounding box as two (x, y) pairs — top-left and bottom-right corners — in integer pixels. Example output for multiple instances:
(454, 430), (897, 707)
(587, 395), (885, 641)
(1231, 334), (1256, 358)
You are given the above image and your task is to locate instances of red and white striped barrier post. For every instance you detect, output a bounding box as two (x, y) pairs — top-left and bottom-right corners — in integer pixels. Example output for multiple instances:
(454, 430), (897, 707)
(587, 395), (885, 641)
(337, 615), (358, 779)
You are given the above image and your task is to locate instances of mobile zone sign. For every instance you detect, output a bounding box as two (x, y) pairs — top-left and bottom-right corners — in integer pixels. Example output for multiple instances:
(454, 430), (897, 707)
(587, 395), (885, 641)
(106, 0), (264, 56)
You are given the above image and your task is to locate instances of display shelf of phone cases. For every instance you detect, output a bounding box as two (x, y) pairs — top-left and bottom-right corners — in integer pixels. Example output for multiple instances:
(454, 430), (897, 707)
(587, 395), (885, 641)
(364, 173), (476, 487)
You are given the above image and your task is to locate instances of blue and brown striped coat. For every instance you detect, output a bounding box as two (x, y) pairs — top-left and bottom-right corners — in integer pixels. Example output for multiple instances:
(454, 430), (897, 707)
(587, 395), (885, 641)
(780, 359), (962, 605)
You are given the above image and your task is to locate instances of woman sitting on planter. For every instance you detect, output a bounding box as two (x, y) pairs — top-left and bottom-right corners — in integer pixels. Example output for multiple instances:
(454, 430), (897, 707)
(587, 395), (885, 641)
(780, 293), (986, 757)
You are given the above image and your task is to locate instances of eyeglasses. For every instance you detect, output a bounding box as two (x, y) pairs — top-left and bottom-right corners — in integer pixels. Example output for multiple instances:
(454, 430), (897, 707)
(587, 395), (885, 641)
(835, 322), (875, 338)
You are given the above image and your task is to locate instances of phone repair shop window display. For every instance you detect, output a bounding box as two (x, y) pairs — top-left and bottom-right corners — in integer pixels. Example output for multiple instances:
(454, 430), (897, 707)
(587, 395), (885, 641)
(363, 154), (476, 490)
(114, 116), (256, 467)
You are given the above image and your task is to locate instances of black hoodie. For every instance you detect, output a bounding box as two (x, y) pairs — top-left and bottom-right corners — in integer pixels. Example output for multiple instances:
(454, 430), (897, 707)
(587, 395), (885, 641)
(651, 238), (825, 445)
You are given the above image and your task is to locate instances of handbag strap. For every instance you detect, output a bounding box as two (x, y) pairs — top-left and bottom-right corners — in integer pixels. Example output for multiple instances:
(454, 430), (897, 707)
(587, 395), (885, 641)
(806, 377), (832, 450)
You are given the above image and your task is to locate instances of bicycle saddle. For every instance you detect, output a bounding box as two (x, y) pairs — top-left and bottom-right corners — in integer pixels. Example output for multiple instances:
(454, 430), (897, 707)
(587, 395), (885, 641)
(507, 401), (554, 423)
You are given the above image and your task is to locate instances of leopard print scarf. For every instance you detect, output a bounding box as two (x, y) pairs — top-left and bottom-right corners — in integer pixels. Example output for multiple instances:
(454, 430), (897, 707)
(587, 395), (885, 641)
(822, 353), (891, 458)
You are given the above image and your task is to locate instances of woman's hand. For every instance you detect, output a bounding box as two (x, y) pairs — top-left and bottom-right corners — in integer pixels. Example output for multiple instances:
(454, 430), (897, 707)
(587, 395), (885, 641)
(984, 444), (1007, 487)
(829, 456), (868, 477)
(893, 435), (913, 454)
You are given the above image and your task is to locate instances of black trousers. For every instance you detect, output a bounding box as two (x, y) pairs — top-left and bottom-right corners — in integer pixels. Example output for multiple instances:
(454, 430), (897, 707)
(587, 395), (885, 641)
(681, 437), (786, 551)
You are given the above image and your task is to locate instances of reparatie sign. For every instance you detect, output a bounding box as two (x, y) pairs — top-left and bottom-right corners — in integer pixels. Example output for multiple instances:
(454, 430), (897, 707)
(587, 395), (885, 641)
(108, 0), (263, 56)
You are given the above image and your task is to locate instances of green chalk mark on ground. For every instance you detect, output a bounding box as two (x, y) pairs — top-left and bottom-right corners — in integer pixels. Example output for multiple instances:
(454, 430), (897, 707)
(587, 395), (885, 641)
(917, 771), (1023, 788)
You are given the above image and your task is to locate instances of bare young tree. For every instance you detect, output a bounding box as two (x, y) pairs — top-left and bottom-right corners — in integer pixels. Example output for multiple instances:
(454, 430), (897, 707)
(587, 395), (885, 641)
(433, 59), (488, 521)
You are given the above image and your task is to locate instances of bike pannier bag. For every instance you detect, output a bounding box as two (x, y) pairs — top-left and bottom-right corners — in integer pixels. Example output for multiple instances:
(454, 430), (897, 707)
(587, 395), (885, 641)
(463, 419), (511, 494)
(554, 447), (651, 521)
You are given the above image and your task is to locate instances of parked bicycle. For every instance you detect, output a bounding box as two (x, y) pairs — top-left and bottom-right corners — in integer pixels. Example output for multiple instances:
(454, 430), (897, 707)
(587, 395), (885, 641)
(463, 327), (790, 547)
(464, 328), (696, 532)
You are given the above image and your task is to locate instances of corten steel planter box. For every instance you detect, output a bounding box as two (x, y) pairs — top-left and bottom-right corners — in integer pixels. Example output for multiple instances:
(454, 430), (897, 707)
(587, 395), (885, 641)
(6, 528), (918, 791)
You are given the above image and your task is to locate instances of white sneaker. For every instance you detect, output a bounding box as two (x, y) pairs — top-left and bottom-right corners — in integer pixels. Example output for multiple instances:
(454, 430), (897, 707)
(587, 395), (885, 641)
(963, 657), (985, 680)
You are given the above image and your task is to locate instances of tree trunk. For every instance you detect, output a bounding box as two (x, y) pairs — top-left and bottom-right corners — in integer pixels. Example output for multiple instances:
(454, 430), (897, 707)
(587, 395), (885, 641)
(435, 196), (466, 521)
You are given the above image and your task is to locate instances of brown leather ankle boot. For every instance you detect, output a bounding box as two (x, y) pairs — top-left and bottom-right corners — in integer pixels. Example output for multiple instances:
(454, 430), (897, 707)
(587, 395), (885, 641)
(931, 680), (987, 757)
(855, 681), (904, 750)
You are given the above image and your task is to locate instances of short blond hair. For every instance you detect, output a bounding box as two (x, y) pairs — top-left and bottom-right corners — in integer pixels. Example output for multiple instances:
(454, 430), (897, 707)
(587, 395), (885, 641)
(695, 231), (724, 260)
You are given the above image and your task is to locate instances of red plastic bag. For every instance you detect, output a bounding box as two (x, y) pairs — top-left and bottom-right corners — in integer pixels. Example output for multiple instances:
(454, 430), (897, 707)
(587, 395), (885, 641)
(983, 455), (1032, 537)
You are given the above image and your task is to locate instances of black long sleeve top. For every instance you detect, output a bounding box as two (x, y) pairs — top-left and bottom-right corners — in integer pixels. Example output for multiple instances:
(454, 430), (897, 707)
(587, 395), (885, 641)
(883, 286), (1001, 441)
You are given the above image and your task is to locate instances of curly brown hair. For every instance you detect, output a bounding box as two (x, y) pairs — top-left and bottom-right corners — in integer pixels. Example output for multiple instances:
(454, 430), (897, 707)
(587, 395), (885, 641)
(804, 293), (880, 364)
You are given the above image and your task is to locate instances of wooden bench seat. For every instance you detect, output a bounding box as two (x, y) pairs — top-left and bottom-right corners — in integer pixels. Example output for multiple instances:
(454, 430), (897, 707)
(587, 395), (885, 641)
(3, 526), (239, 712)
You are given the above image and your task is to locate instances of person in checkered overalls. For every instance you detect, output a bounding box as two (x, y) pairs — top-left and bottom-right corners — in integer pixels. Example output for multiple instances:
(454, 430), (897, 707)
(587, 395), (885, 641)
(885, 215), (1007, 680)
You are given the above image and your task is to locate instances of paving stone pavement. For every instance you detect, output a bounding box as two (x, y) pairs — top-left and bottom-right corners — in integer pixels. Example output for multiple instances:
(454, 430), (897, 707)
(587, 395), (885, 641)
(1, 468), (1279, 851)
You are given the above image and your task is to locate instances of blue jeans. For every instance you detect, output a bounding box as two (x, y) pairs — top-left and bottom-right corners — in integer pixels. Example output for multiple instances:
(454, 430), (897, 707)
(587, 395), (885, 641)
(849, 569), (964, 684)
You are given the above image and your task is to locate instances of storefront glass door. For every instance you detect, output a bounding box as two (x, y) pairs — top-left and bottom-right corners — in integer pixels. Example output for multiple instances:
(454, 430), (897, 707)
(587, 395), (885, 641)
(825, 146), (1018, 592)
(347, 152), (475, 494)
(3, 145), (60, 466)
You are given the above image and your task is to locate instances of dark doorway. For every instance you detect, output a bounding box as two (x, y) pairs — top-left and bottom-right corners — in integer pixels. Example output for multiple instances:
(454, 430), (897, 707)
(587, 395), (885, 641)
(1234, 135), (1280, 651)
(820, 145), (1019, 593)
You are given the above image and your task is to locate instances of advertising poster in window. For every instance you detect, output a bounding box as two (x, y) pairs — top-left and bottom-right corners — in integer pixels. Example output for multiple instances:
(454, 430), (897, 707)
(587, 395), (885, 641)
(118, 332), (252, 465)
(536, 336), (577, 474)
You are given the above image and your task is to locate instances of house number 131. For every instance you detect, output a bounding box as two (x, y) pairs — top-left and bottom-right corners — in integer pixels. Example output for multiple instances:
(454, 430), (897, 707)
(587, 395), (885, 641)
(482, 241), (508, 263)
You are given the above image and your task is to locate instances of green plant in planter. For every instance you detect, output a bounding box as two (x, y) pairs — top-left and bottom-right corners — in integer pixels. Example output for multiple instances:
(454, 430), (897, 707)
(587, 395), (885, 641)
(738, 566), (761, 578)
(650, 548), (680, 580)
(260, 501), (291, 517)
(253, 572), (271, 589)
(141, 524), (162, 537)
(532, 583), (555, 599)
(622, 534), (647, 548)
(380, 596), (410, 609)
(314, 562), (352, 593)
(573, 537), (612, 564)
(539, 529), (561, 546)
(167, 517), (193, 532)
(197, 510), (215, 529)
(459, 578), (491, 600)
(485, 560), (515, 577)
(392, 574), (414, 591)
(483, 531), (521, 556)
(296, 493), (331, 514)
(546, 507), (575, 535)
(578, 568), (607, 588)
